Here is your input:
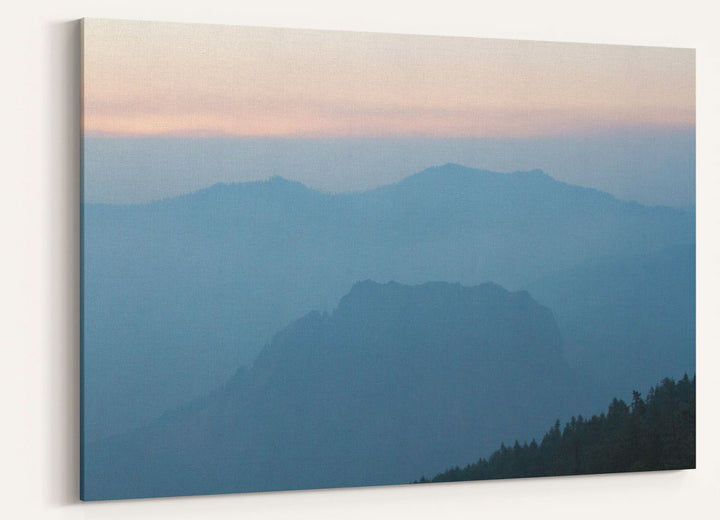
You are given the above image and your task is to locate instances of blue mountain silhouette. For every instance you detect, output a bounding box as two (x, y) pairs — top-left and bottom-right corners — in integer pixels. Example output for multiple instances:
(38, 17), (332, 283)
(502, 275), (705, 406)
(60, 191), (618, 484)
(82, 164), (694, 441)
(83, 281), (589, 500)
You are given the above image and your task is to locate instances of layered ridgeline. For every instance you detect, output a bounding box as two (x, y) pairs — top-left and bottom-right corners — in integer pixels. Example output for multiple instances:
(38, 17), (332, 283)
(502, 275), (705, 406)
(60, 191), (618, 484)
(83, 281), (591, 500)
(82, 164), (695, 440)
(526, 245), (695, 395)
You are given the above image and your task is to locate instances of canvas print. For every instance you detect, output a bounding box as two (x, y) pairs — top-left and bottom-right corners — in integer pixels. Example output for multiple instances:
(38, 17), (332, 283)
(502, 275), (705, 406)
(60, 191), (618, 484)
(80, 18), (696, 500)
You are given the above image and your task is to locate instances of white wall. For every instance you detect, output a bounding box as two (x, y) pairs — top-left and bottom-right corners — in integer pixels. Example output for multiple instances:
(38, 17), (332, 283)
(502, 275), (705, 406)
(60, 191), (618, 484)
(1, 1), (718, 518)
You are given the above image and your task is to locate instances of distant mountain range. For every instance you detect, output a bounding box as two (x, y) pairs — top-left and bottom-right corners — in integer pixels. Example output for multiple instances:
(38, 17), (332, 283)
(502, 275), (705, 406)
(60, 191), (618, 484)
(82, 281), (591, 500)
(82, 164), (695, 441)
(526, 244), (695, 399)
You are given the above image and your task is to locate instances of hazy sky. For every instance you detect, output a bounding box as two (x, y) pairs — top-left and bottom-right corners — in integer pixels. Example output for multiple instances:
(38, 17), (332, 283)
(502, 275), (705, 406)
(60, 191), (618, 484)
(82, 19), (695, 206)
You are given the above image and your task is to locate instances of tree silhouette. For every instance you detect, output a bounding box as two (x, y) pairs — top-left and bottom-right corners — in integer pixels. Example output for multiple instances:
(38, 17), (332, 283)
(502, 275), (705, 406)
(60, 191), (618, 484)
(416, 375), (695, 484)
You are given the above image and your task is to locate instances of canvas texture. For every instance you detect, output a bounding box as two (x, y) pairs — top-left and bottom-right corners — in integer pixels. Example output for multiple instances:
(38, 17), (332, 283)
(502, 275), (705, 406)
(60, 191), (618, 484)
(80, 18), (696, 500)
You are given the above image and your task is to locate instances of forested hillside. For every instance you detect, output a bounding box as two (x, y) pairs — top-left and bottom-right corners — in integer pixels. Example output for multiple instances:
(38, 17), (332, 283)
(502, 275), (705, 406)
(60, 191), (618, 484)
(417, 375), (695, 484)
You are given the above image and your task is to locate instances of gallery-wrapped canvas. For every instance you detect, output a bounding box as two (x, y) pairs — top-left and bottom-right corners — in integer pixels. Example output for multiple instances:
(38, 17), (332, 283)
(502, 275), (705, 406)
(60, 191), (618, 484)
(80, 18), (696, 500)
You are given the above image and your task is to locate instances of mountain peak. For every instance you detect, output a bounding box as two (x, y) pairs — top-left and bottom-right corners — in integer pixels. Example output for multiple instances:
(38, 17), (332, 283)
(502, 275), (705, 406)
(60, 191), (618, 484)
(394, 164), (555, 190)
(85, 276), (585, 499)
(418, 163), (493, 177)
(337, 279), (516, 315)
(512, 168), (548, 177)
(165, 175), (313, 205)
(265, 175), (303, 187)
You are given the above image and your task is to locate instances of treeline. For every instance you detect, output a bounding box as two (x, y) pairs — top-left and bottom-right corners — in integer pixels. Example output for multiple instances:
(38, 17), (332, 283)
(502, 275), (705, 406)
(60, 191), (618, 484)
(416, 375), (695, 484)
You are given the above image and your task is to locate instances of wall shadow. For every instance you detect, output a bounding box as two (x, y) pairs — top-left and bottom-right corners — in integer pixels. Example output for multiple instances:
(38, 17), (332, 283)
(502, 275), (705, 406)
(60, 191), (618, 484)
(45, 19), (81, 506)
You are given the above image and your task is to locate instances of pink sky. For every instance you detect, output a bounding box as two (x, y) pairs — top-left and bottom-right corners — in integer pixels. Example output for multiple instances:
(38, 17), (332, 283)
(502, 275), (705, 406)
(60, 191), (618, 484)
(82, 19), (695, 138)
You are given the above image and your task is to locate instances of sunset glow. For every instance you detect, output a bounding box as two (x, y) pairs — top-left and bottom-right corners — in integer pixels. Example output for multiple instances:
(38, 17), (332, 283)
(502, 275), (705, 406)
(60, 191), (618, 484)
(82, 19), (695, 138)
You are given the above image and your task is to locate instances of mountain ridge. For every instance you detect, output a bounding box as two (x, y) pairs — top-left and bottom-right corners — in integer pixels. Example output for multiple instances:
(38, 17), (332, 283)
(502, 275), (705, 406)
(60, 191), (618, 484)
(83, 279), (590, 500)
(84, 163), (689, 214)
(82, 163), (695, 441)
